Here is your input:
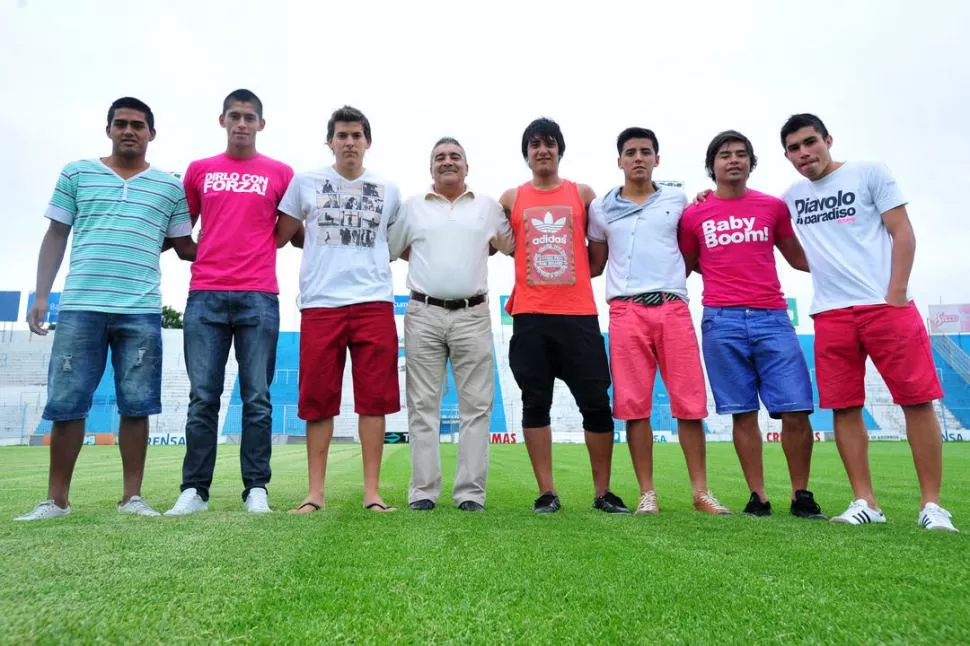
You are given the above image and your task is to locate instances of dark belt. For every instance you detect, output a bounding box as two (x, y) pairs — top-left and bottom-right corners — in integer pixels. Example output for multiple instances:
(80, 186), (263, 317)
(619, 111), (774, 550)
(410, 291), (486, 310)
(614, 291), (684, 307)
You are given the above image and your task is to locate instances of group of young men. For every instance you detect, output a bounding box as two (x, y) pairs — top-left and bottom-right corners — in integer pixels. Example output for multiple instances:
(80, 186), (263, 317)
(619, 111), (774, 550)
(14, 89), (958, 533)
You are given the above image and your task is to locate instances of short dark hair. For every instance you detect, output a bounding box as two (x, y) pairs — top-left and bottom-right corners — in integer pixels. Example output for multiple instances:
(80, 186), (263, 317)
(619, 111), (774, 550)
(107, 97), (154, 132)
(430, 136), (465, 163)
(223, 89), (263, 118)
(616, 127), (659, 156)
(780, 113), (829, 147)
(521, 118), (565, 159)
(328, 105), (372, 144)
(705, 130), (758, 181)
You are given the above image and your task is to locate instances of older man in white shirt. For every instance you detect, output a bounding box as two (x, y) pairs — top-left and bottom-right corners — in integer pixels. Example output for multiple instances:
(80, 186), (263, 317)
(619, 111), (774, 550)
(388, 137), (514, 512)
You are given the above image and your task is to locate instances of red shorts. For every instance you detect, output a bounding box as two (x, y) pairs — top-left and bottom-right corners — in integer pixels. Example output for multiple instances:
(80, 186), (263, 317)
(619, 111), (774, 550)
(814, 301), (943, 409)
(298, 302), (401, 420)
(608, 299), (708, 420)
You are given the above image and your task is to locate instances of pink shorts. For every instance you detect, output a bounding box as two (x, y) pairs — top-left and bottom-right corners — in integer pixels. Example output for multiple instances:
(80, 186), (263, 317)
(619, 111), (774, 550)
(608, 299), (708, 420)
(813, 301), (943, 409)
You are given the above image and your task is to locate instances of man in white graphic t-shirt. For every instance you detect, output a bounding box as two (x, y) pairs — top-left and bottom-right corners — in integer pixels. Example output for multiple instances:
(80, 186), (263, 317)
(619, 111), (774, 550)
(780, 113), (956, 532)
(275, 106), (402, 514)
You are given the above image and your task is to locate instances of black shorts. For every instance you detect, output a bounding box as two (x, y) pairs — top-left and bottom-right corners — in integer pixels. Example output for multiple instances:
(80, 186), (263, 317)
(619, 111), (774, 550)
(508, 314), (614, 433)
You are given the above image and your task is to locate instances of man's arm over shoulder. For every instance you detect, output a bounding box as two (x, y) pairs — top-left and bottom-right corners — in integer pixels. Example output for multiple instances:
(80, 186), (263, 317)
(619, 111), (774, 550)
(586, 196), (609, 278)
(163, 186), (195, 261)
(498, 187), (517, 217)
(181, 161), (203, 228)
(387, 195), (413, 261)
(578, 183), (596, 211)
(678, 205), (701, 276)
(497, 188), (518, 257)
(275, 174), (306, 248)
(487, 197), (515, 256)
(771, 198), (808, 272)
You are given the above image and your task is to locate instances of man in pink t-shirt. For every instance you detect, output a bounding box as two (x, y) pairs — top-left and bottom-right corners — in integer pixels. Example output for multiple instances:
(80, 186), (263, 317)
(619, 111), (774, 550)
(680, 130), (825, 520)
(165, 89), (294, 517)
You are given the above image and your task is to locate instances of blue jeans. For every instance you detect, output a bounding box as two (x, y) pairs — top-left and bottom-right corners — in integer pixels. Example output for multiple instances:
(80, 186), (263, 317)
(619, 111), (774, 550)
(701, 307), (814, 418)
(181, 291), (279, 501)
(43, 310), (162, 421)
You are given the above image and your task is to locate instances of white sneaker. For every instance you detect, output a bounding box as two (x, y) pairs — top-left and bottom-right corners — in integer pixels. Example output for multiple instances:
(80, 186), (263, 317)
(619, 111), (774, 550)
(118, 496), (161, 517)
(14, 500), (71, 521)
(635, 490), (659, 515)
(164, 488), (208, 516)
(830, 499), (886, 525)
(919, 503), (959, 533)
(243, 487), (272, 513)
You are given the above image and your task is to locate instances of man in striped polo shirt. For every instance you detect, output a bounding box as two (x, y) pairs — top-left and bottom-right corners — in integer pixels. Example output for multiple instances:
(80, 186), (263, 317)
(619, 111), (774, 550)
(16, 97), (195, 521)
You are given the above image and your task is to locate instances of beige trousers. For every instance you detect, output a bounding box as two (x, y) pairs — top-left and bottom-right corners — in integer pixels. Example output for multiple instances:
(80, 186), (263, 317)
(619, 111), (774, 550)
(404, 299), (493, 506)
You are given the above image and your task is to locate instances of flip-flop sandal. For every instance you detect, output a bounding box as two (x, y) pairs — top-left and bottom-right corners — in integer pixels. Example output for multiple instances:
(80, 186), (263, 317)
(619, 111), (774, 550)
(364, 502), (397, 512)
(289, 501), (321, 514)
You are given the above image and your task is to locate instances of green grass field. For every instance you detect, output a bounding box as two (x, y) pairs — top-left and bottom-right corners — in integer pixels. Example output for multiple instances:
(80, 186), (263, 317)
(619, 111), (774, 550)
(0, 442), (967, 645)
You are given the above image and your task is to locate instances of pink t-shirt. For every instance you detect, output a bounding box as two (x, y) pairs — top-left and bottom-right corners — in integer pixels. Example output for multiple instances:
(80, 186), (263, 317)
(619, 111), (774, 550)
(183, 153), (294, 293)
(678, 190), (795, 309)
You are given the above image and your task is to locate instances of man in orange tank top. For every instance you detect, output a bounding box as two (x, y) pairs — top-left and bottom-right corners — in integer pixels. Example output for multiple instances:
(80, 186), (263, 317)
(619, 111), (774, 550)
(499, 118), (630, 514)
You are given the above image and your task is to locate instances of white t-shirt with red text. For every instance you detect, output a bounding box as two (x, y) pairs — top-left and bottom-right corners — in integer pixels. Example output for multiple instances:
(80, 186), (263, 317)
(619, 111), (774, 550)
(782, 161), (907, 315)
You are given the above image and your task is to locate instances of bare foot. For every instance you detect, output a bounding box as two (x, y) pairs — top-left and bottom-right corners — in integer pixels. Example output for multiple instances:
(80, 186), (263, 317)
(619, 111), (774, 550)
(363, 500), (397, 512)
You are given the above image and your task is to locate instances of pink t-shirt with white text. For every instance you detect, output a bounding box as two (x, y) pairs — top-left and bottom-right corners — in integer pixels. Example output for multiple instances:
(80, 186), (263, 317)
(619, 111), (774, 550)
(678, 190), (795, 309)
(183, 153), (294, 293)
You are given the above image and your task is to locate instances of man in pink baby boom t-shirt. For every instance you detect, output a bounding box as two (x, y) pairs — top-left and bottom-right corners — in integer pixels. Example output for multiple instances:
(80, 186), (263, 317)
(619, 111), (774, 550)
(166, 89), (294, 517)
(680, 130), (824, 521)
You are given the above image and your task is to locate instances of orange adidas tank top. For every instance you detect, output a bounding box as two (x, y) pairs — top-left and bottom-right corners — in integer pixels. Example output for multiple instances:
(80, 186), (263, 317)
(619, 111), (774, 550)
(508, 180), (597, 316)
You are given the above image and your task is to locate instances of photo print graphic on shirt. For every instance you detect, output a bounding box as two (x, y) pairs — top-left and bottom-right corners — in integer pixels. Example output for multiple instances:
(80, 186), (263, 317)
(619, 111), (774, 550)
(524, 206), (576, 285)
(313, 178), (384, 249)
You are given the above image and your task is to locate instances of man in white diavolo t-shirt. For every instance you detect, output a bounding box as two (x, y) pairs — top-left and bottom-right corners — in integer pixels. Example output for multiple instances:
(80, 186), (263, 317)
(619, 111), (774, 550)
(780, 113), (957, 532)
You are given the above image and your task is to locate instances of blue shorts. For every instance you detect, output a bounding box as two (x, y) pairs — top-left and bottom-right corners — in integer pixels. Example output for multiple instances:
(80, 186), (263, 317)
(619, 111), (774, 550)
(43, 310), (163, 421)
(700, 307), (813, 419)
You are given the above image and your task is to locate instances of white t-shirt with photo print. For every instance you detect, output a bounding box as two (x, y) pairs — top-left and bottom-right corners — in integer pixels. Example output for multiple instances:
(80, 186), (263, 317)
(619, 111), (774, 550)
(279, 166), (401, 309)
(782, 161), (907, 315)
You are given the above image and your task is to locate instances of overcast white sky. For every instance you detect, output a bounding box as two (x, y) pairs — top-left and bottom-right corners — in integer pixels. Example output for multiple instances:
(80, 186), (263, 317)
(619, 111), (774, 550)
(2, 0), (968, 332)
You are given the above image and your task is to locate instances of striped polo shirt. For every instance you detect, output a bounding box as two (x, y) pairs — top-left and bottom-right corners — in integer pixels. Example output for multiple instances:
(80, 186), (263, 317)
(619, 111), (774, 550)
(45, 159), (192, 314)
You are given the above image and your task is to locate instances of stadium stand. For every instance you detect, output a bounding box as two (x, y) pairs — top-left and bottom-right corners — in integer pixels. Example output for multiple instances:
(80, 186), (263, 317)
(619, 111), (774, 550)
(2, 328), (968, 445)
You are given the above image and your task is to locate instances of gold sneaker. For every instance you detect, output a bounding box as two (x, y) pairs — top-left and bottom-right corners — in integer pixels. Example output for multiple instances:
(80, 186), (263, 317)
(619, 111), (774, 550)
(693, 490), (732, 515)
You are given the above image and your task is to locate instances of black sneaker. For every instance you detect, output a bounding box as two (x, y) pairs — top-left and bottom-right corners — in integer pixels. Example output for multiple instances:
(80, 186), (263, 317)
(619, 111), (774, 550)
(791, 489), (827, 520)
(743, 492), (772, 516)
(593, 490), (632, 514)
(533, 491), (561, 513)
(408, 499), (435, 511)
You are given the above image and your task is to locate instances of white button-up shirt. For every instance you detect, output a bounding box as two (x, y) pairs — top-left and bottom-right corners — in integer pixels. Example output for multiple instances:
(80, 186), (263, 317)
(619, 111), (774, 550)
(388, 187), (514, 299)
(587, 185), (689, 301)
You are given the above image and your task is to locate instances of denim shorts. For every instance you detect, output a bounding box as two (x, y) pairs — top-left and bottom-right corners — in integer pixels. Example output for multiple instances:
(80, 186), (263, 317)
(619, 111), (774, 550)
(700, 307), (813, 418)
(43, 310), (163, 421)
